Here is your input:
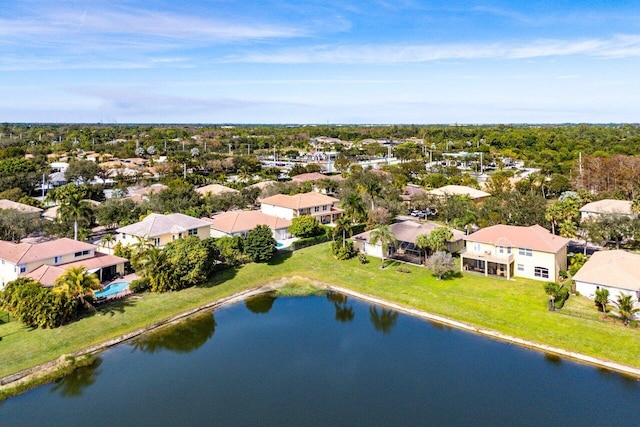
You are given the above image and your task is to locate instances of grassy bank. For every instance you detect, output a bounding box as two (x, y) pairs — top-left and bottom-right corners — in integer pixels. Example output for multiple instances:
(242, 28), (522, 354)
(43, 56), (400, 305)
(1, 243), (639, 382)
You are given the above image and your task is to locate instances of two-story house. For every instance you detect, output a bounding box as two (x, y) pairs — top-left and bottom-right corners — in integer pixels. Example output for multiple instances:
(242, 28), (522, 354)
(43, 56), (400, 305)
(0, 238), (126, 289)
(460, 224), (569, 281)
(259, 192), (342, 224)
(116, 213), (212, 248)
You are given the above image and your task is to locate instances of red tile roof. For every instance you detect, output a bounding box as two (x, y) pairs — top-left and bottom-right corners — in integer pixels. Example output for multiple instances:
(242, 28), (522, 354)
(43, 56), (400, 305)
(464, 224), (569, 253)
(0, 238), (96, 264)
(204, 211), (291, 234)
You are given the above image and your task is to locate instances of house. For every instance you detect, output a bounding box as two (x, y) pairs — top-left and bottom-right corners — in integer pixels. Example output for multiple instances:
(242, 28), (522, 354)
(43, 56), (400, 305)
(0, 238), (126, 289)
(42, 199), (101, 221)
(579, 199), (634, 220)
(195, 183), (239, 197)
(460, 224), (569, 281)
(352, 220), (465, 265)
(126, 183), (168, 203)
(428, 185), (490, 202)
(290, 173), (343, 194)
(572, 250), (640, 306)
(0, 199), (43, 215)
(260, 192), (342, 224)
(116, 213), (211, 248)
(401, 184), (429, 207)
(203, 210), (292, 241)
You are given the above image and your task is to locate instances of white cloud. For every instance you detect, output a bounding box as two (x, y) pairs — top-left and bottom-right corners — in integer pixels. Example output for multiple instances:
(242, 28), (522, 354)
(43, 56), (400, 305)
(230, 34), (640, 64)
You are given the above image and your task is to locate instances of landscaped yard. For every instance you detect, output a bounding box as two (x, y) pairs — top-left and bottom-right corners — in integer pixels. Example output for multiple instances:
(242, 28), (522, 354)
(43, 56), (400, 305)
(1, 243), (639, 380)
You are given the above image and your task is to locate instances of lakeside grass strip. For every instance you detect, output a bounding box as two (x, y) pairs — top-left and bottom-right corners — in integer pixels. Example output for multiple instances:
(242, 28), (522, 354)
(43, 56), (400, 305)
(1, 243), (639, 395)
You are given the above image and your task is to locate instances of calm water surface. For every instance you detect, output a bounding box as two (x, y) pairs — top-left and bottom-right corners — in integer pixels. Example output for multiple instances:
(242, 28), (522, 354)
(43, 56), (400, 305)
(1, 293), (639, 426)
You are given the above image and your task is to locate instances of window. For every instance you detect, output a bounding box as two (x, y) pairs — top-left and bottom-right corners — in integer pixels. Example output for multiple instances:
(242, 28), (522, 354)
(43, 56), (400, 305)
(534, 267), (549, 279)
(517, 264), (524, 272)
(518, 248), (532, 257)
(322, 205), (328, 211)
(19, 264), (26, 273)
(54, 256), (62, 264)
(188, 228), (198, 236)
(154, 238), (160, 247)
(74, 250), (91, 257)
(314, 206), (320, 212)
(472, 243), (481, 252)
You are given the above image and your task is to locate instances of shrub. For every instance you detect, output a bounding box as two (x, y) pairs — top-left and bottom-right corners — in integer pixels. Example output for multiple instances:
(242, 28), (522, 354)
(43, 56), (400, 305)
(358, 253), (369, 264)
(289, 215), (321, 238)
(331, 240), (357, 260)
(396, 266), (411, 273)
(129, 277), (150, 293)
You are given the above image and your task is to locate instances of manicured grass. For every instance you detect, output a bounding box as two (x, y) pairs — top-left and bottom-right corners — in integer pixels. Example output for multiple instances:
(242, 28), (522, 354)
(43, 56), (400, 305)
(1, 243), (639, 380)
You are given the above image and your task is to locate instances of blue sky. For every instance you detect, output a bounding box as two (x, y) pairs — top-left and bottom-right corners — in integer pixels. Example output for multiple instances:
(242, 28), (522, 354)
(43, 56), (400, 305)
(1, 0), (639, 124)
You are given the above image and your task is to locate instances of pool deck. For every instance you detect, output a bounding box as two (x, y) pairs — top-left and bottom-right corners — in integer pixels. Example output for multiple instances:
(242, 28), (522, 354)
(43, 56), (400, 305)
(97, 273), (139, 302)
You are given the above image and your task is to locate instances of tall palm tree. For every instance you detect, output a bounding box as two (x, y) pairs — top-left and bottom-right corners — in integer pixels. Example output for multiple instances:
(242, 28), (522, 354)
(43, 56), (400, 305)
(369, 225), (397, 269)
(53, 266), (102, 312)
(340, 193), (366, 223)
(614, 293), (639, 326)
(360, 179), (382, 210)
(50, 184), (93, 241)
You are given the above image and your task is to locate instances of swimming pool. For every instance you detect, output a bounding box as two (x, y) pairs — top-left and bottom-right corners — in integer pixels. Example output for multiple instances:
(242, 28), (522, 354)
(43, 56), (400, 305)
(95, 282), (129, 298)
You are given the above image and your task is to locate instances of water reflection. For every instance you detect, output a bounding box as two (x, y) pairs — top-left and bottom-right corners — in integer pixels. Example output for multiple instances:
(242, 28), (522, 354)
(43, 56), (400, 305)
(327, 292), (355, 323)
(50, 358), (103, 398)
(132, 311), (216, 354)
(369, 306), (399, 334)
(244, 293), (277, 314)
(544, 353), (563, 366)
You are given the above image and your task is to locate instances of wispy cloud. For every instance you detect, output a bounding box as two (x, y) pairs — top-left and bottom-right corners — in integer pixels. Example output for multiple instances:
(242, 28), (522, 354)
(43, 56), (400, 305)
(229, 34), (640, 64)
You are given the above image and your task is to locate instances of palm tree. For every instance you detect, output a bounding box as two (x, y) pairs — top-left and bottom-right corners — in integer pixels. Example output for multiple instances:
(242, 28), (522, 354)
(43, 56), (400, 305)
(101, 233), (115, 253)
(340, 193), (366, 223)
(369, 225), (397, 269)
(49, 184), (93, 241)
(53, 266), (102, 312)
(332, 216), (352, 247)
(614, 293), (639, 326)
(594, 288), (609, 313)
(360, 179), (382, 210)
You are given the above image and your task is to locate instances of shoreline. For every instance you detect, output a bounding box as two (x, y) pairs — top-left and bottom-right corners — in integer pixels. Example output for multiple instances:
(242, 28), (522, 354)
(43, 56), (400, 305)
(2, 276), (639, 397)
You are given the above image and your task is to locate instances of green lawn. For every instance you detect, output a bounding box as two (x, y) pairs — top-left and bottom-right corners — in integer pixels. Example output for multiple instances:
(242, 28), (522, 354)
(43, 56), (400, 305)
(1, 243), (639, 380)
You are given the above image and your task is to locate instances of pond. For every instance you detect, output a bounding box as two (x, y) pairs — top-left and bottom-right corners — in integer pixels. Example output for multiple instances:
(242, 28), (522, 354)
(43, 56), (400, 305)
(2, 293), (639, 426)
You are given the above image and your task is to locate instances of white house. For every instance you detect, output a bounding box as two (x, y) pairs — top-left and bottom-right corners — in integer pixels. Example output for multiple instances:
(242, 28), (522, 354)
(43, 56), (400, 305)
(203, 210), (292, 241)
(460, 224), (569, 281)
(572, 250), (640, 306)
(579, 199), (634, 220)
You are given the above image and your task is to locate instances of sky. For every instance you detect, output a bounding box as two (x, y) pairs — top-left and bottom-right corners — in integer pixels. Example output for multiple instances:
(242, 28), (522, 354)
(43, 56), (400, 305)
(1, 0), (640, 124)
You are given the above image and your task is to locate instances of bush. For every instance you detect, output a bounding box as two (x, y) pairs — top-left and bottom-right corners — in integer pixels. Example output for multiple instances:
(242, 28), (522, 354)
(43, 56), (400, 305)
(331, 240), (357, 260)
(291, 234), (330, 250)
(289, 215), (321, 238)
(396, 266), (411, 273)
(129, 277), (150, 293)
(358, 253), (369, 264)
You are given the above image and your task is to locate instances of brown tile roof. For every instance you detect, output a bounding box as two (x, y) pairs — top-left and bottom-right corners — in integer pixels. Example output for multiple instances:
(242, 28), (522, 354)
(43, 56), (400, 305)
(260, 192), (339, 210)
(464, 224), (569, 253)
(0, 238), (96, 264)
(0, 199), (43, 214)
(204, 210), (291, 234)
(572, 250), (640, 291)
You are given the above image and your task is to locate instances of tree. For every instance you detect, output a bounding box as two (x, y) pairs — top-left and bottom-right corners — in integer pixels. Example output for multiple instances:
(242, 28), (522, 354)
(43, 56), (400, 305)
(288, 215), (321, 238)
(137, 247), (173, 293)
(594, 288), (609, 313)
(0, 277), (75, 328)
(95, 198), (142, 229)
(244, 225), (276, 262)
(424, 251), (456, 280)
(340, 192), (366, 223)
(614, 293), (639, 326)
(48, 184), (94, 240)
(53, 267), (102, 314)
(101, 233), (115, 252)
(369, 225), (397, 269)
(163, 237), (219, 290)
(65, 160), (100, 184)
(543, 282), (567, 311)
(568, 253), (587, 276)
(332, 216), (352, 247)
(427, 227), (453, 252)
